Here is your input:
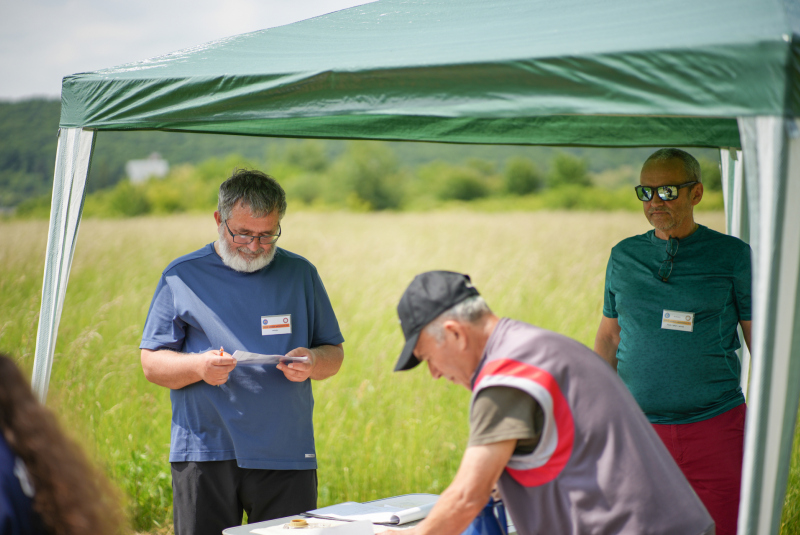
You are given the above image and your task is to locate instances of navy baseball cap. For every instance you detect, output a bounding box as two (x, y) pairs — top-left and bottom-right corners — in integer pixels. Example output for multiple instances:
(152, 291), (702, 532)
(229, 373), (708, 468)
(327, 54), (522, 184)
(394, 271), (480, 371)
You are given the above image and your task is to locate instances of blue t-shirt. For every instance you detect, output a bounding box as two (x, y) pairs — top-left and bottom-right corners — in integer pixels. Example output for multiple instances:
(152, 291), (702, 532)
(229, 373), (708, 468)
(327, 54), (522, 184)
(603, 225), (751, 424)
(140, 244), (344, 469)
(0, 431), (48, 535)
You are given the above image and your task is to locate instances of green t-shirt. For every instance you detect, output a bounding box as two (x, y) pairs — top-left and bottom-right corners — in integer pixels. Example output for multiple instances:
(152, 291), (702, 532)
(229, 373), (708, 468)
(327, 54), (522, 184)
(603, 225), (751, 424)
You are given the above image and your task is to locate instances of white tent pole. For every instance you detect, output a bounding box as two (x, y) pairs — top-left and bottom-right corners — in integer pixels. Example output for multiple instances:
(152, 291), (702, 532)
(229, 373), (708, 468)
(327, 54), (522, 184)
(721, 148), (752, 397)
(31, 127), (95, 404)
(738, 116), (800, 535)
(721, 148), (735, 236)
(721, 148), (749, 242)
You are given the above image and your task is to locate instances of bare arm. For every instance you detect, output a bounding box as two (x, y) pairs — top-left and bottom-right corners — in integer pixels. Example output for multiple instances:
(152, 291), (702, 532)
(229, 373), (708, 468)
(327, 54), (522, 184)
(277, 343), (344, 382)
(377, 440), (516, 535)
(141, 348), (237, 389)
(594, 316), (621, 371)
(740, 320), (752, 352)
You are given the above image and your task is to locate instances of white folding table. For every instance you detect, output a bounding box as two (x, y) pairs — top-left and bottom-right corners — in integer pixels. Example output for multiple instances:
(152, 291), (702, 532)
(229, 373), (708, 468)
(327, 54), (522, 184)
(222, 493), (515, 534)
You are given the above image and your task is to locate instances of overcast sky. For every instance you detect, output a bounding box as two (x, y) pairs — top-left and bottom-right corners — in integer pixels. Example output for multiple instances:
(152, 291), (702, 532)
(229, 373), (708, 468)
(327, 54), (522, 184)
(0, 0), (374, 100)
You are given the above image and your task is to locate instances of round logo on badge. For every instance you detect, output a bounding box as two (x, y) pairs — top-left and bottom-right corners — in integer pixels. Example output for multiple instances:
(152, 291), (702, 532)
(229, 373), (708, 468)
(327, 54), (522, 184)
(686, 315), (691, 320)
(283, 318), (289, 323)
(664, 313), (670, 318)
(263, 319), (268, 325)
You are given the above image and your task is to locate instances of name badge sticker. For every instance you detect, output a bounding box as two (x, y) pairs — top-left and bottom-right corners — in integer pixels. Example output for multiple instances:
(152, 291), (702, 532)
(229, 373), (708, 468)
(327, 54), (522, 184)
(262, 314), (292, 336)
(661, 310), (695, 332)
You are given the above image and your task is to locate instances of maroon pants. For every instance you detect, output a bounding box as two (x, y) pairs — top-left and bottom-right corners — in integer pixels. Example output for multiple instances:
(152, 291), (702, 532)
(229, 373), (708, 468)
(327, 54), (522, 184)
(652, 404), (746, 535)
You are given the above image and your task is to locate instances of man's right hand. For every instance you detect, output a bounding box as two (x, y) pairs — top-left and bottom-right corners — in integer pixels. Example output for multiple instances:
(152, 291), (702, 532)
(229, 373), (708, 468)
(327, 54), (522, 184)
(198, 350), (237, 386)
(593, 316), (621, 371)
(141, 348), (237, 390)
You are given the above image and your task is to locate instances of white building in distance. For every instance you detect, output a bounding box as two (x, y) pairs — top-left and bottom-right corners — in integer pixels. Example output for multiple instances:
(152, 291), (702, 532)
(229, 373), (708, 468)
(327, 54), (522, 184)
(126, 153), (169, 183)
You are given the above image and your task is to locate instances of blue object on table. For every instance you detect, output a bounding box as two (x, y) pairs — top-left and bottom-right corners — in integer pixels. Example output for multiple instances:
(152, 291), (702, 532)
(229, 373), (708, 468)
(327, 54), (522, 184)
(461, 498), (508, 535)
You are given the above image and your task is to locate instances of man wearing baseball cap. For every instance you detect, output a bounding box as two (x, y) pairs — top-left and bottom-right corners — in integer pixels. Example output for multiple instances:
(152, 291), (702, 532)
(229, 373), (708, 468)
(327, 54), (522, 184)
(385, 271), (713, 535)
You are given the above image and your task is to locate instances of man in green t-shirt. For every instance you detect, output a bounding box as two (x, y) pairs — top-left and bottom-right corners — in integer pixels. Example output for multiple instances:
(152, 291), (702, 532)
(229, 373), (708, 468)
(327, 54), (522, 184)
(594, 148), (752, 535)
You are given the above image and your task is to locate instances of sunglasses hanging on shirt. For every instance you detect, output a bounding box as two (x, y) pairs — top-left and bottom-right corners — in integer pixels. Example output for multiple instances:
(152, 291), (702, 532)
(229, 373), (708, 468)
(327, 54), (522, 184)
(658, 237), (680, 282)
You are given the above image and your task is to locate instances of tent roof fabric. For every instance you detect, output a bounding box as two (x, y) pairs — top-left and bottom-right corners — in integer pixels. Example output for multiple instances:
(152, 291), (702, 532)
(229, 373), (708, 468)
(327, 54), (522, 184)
(59, 0), (800, 148)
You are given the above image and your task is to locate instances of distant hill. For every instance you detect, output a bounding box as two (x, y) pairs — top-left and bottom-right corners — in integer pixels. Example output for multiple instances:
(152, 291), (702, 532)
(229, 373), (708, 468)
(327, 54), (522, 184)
(0, 99), (283, 207)
(0, 99), (61, 207)
(0, 98), (719, 209)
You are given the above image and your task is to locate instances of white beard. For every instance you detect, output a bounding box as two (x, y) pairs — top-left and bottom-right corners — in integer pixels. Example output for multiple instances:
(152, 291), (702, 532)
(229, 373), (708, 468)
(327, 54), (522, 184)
(216, 226), (277, 273)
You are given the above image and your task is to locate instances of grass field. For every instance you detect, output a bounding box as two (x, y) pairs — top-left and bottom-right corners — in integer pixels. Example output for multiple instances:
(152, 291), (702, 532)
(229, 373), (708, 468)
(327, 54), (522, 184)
(1, 210), (798, 533)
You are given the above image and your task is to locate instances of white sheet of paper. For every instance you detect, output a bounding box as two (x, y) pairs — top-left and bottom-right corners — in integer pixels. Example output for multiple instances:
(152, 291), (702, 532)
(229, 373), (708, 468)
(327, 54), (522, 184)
(305, 500), (437, 525)
(231, 350), (309, 366)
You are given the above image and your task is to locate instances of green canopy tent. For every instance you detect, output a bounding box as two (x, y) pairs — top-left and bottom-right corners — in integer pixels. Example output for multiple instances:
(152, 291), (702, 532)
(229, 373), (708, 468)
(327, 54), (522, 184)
(36, 0), (800, 532)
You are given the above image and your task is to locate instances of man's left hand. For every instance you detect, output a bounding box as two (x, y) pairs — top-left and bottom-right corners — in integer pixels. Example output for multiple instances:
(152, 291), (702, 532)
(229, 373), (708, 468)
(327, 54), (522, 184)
(277, 347), (316, 382)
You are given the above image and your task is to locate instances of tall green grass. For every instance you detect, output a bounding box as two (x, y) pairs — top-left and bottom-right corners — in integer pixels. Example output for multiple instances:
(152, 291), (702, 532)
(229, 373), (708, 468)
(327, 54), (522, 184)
(0, 211), (797, 533)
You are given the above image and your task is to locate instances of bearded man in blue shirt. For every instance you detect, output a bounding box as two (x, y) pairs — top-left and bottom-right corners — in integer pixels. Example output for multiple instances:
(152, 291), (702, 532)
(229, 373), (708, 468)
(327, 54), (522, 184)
(140, 169), (344, 535)
(594, 148), (752, 535)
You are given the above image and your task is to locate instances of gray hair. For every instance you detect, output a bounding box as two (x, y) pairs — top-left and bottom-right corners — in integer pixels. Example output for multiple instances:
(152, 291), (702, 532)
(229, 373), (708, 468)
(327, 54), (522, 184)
(643, 148), (702, 183)
(218, 169), (287, 221)
(423, 296), (493, 344)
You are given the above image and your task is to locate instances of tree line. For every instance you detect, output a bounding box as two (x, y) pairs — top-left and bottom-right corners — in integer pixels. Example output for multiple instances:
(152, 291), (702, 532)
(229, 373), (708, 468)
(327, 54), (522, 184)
(12, 139), (723, 218)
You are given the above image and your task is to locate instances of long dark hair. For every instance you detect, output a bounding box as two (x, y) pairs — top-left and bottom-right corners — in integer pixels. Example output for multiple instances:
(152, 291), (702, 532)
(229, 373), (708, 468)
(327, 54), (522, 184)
(0, 354), (124, 535)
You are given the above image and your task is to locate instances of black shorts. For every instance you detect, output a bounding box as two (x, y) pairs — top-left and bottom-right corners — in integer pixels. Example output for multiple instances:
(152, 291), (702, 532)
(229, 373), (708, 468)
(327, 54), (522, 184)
(171, 460), (316, 535)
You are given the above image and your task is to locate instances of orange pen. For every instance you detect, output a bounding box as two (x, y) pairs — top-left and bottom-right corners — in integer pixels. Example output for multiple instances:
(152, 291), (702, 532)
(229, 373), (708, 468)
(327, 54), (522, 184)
(217, 346), (224, 387)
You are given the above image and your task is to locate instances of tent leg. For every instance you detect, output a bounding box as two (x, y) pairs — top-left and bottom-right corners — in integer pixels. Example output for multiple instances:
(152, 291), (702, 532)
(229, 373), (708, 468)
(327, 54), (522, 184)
(721, 148), (752, 397)
(738, 117), (800, 535)
(721, 147), (749, 242)
(31, 127), (95, 404)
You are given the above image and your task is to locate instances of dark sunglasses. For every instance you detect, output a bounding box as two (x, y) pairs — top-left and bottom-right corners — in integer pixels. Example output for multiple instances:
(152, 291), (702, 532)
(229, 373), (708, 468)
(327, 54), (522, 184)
(635, 181), (699, 202)
(658, 237), (680, 282)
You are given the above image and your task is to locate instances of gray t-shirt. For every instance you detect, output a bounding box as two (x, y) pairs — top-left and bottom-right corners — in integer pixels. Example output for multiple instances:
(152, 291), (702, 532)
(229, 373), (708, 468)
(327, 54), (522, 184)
(468, 387), (543, 455)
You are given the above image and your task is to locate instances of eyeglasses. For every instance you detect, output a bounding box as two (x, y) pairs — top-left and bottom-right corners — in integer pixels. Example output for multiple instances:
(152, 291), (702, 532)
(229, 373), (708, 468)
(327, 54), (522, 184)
(224, 220), (281, 245)
(635, 181), (699, 202)
(658, 237), (679, 282)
